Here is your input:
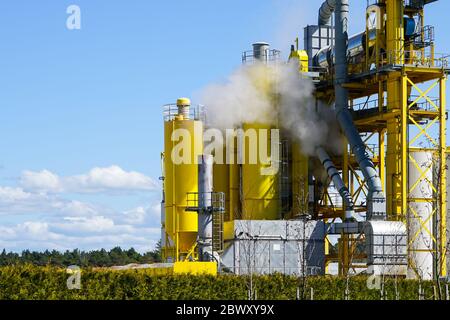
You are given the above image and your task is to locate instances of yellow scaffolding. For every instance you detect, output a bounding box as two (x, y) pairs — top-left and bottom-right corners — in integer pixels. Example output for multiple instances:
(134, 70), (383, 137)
(319, 0), (447, 277)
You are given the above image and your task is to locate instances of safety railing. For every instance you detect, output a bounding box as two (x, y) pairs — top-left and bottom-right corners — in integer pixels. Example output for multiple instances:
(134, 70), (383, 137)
(409, 95), (440, 111)
(379, 50), (449, 69)
(242, 49), (281, 64)
(407, 25), (435, 49)
(163, 104), (206, 122)
(352, 95), (440, 112)
(352, 98), (380, 111)
(186, 192), (225, 213)
(404, 0), (437, 10)
(367, 0), (432, 9)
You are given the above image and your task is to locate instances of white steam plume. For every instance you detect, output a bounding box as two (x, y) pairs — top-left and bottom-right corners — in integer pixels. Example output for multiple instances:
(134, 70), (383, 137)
(199, 64), (277, 130)
(199, 61), (342, 156)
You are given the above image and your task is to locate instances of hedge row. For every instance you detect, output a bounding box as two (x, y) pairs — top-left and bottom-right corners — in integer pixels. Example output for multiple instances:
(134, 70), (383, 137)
(0, 264), (443, 300)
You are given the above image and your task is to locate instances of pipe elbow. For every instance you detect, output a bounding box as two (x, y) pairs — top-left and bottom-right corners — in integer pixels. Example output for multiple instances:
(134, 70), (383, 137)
(318, 0), (336, 25)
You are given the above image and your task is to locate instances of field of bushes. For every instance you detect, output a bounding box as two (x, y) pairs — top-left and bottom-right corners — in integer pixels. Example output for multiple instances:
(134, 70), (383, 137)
(0, 264), (445, 300)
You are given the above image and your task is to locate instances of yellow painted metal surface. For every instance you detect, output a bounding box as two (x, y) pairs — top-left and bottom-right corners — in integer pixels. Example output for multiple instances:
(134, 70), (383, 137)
(223, 220), (235, 241)
(164, 115), (203, 262)
(173, 261), (217, 276)
(213, 141), (241, 222)
(241, 123), (279, 220)
(213, 157), (230, 220)
(176, 97), (191, 106)
(130, 262), (217, 276)
(291, 142), (308, 217)
(289, 48), (309, 73)
(439, 77), (447, 276)
(386, 0), (404, 64)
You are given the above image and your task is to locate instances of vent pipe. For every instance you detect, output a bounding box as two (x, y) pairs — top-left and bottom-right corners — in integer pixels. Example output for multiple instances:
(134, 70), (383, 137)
(332, 0), (386, 220)
(252, 42), (270, 61)
(176, 97), (191, 120)
(198, 155), (214, 261)
(316, 147), (354, 220)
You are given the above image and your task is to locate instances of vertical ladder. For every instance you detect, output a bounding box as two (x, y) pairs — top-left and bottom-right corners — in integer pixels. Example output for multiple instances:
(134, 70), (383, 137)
(212, 192), (225, 253)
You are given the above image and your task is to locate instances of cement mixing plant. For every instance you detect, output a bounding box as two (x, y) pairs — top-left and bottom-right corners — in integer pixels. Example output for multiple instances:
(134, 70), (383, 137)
(158, 0), (450, 281)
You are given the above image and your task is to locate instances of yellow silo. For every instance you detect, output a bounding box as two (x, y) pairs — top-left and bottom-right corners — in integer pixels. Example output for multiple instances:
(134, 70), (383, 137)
(239, 58), (280, 220)
(241, 122), (280, 220)
(212, 153), (230, 220)
(291, 142), (309, 217)
(213, 136), (241, 222)
(163, 98), (203, 262)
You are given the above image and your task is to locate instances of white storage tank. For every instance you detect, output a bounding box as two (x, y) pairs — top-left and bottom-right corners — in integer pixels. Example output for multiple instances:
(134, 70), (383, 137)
(408, 151), (434, 280)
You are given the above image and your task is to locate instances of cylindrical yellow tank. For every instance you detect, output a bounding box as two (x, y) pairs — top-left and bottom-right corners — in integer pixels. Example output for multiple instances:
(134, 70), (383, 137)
(213, 139), (241, 222)
(164, 98), (203, 261)
(228, 145), (240, 220)
(241, 123), (280, 220)
(212, 156), (229, 220)
(291, 142), (309, 217)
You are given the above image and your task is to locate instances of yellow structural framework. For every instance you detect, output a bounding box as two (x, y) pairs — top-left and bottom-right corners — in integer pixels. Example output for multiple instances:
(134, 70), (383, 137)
(317, 0), (447, 276)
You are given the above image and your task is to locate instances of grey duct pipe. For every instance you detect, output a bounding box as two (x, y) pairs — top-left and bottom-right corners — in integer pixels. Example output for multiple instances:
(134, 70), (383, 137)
(318, 0), (336, 25)
(198, 154), (214, 261)
(316, 147), (354, 221)
(332, 0), (386, 220)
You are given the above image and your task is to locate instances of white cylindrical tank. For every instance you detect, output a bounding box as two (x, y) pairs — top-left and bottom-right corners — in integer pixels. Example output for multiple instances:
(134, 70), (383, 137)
(408, 151), (434, 280)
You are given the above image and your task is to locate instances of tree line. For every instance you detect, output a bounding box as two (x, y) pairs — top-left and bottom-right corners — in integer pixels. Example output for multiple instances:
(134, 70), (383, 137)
(0, 242), (162, 267)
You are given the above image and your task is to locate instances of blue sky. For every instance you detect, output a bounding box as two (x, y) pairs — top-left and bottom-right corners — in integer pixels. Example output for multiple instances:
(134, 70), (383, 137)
(0, 0), (449, 253)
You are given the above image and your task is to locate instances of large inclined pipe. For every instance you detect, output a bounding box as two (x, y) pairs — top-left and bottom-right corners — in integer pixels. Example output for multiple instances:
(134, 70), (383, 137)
(334, 0), (386, 220)
(320, 0), (387, 220)
(316, 147), (354, 220)
(318, 0), (335, 26)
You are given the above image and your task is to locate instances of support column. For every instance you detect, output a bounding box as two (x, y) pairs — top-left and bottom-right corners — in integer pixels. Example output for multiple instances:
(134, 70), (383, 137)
(440, 76), (447, 276)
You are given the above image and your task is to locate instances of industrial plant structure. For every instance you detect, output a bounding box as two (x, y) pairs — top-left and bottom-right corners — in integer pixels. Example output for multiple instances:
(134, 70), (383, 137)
(160, 0), (449, 280)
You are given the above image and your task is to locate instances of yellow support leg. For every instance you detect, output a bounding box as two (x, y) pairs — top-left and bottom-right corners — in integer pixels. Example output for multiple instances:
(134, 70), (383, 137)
(440, 76), (447, 276)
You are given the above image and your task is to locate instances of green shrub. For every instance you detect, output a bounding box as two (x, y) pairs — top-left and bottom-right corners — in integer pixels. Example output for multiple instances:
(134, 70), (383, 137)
(0, 265), (443, 300)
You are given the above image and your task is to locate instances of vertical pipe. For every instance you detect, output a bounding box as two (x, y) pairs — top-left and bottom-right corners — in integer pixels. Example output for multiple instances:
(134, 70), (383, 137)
(253, 42), (270, 62)
(333, 0), (386, 220)
(198, 154), (214, 261)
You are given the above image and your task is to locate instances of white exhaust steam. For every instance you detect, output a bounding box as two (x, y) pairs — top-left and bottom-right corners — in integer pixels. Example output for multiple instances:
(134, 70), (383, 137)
(198, 61), (342, 156)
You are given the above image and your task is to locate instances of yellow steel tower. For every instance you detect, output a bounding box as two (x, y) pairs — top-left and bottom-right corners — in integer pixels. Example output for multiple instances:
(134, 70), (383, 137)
(308, 0), (447, 277)
(332, 0), (446, 276)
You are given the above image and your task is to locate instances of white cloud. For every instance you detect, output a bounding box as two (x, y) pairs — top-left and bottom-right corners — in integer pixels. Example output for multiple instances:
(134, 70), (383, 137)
(0, 186), (104, 217)
(0, 165), (163, 253)
(122, 204), (162, 225)
(123, 206), (147, 225)
(0, 218), (161, 253)
(0, 186), (54, 214)
(20, 165), (159, 194)
(20, 170), (61, 193)
(0, 186), (38, 202)
(57, 216), (116, 233)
